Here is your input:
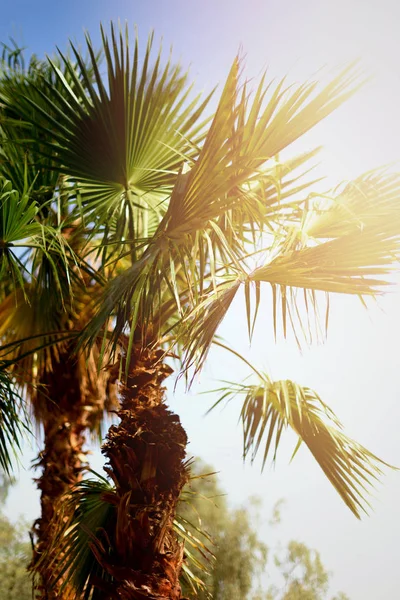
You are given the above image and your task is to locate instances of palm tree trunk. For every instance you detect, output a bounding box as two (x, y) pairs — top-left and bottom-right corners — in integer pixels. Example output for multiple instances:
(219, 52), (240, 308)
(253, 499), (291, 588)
(92, 343), (189, 600)
(31, 348), (114, 599)
(32, 411), (87, 599)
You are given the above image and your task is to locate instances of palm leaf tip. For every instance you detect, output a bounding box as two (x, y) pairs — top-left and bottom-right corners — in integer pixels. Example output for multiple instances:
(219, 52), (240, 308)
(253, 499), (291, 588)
(210, 374), (393, 519)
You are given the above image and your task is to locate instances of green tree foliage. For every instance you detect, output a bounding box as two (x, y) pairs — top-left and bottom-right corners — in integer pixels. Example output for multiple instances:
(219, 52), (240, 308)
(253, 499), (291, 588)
(0, 473), (32, 600)
(267, 541), (349, 600)
(179, 465), (267, 599)
(179, 462), (349, 600)
(0, 513), (32, 600)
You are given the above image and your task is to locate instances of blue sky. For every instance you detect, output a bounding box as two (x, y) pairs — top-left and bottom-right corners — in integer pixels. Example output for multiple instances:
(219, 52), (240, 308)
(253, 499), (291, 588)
(2, 1), (400, 598)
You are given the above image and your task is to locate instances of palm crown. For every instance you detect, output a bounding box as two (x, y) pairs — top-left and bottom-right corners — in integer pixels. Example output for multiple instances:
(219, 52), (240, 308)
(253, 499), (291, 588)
(0, 22), (399, 599)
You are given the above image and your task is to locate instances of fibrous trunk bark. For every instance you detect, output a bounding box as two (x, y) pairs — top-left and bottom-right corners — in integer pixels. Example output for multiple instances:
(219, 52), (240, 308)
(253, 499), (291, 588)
(31, 347), (115, 599)
(91, 343), (189, 599)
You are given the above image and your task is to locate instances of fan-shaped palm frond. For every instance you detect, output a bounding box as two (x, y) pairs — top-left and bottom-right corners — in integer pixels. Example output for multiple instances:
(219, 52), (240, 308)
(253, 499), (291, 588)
(0, 48), (77, 200)
(3, 24), (212, 243)
(179, 168), (400, 374)
(80, 58), (361, 361)
(251, 226), (399, 294)
(208, 373), (389, 519)
(247, 169), (400, 340)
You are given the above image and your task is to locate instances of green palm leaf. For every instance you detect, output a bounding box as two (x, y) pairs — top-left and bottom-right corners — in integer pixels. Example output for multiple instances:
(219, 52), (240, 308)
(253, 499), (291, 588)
(0, 174), (76, 302)
(180, 168), (400, 373)
(208, 374), (390, 519)
(37, 474), (115, 600)
(0, 49), (76, 200)
(0, 365), (27, 476)
(163, 62), (360, 240)
(4, 24), (211, 240)
(81, 56), (361, 359)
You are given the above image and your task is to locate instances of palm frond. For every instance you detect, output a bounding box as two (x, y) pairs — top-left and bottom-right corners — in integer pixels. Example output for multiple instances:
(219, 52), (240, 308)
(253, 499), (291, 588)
(3, 23), (211, 243)
(208, 374), (390, 519)
(0, 38), (26, 72)
(0, 50), (71, 200)
(82, 59), (360, 360)
(245, 170), (400, 342)
(304, 169), (400, 238)
(174, 513), (214, 596)
(0, 170), (81, 308)
(163, 62), (361, 241)
(174, 163), (400, 376)
(0, 176), (40, 294)
(181, 279), (242, 379)
(251, 228), (399, 294)
(0, 365), (27, 476)
(38, 474), (115, 600)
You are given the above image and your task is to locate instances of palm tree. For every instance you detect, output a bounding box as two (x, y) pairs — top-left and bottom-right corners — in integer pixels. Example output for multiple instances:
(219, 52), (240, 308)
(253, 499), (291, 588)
(1, 22), (400, 599)
(0, 45), (120, 597)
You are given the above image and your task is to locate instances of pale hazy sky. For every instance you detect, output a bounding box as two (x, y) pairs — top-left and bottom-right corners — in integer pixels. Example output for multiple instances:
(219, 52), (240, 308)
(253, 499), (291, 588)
(2, 1), (400, 598)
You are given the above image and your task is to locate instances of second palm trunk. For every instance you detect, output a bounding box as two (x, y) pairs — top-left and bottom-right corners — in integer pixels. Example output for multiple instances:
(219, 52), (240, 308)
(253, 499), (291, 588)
(91, 343), (189, 599)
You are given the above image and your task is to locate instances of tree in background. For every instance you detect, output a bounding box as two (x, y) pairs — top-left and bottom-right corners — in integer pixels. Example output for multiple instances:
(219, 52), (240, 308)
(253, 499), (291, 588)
(178, 462), (349, 600)
(0, 472), (32, 600)
(179, 463), (267, 598)
(267, 541), (349, 600)
(0, 22), (399, 599)
(0, 513), (32, 600)
(0, 465), (349, 600)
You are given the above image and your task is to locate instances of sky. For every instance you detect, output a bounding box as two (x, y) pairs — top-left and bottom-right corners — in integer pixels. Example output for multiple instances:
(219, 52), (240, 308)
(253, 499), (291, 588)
(2, 1), (400, 598)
